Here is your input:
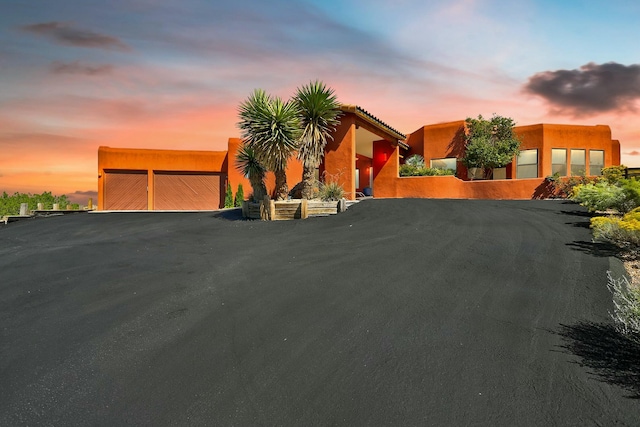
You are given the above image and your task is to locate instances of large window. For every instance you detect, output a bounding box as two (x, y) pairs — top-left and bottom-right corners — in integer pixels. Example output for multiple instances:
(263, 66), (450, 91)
(430, 157), (457, 172)
(517, 149), (538, 179)
(551, 149), (567, 176)
(570, 149), (586, 176)
(590, 150), (604, 176)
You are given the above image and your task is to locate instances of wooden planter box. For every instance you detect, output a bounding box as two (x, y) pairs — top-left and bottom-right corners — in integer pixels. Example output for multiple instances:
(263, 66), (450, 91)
(242, 197), (346, 220)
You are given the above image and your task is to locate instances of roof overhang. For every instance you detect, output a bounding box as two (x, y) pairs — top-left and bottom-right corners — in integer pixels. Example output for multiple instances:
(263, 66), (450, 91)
(340, 104), (409, 150)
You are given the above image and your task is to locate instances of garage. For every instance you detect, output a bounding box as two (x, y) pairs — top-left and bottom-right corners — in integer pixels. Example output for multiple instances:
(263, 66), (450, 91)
(104, 171), (148, 210)
(154, 172), (222, 210)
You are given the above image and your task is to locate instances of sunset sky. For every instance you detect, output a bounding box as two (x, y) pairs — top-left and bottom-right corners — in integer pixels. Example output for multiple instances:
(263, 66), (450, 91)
(2, 0), (640, 203)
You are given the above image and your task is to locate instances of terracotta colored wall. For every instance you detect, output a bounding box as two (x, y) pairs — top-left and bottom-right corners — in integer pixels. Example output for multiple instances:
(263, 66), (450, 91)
(226, 137), (304, 200)
(519, 124), (617, 177)
(324, 115), (356, 199)
(406, 122), (619, 182)
(373, 147), (554, 199)
(98, 146), (227, 210)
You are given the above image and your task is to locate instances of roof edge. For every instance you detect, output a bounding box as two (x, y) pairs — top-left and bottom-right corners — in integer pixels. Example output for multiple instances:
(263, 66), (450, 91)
(340, 104), (408, 148)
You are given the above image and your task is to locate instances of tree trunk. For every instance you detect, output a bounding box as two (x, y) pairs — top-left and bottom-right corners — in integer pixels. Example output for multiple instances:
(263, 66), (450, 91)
(274, 168), (288, 200)
(249, 177), (267, 202)
(300, 165), (316, 199)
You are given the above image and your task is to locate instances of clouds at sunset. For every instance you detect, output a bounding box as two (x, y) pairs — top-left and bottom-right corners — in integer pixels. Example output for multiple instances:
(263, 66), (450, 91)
(21, 21), (131, 51)
(524, 62), (640, 116)
(50, 61), (114, 76)
(2, 0), (640, 198)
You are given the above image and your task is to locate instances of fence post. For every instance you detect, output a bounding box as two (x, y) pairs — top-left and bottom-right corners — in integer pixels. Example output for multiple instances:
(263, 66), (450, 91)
(260, 195), (270, 221)
(338, 198), (346, 213)
(52, 203), (59, 211)
(37, 202), (44, 211)
(20, 203), (29, 216)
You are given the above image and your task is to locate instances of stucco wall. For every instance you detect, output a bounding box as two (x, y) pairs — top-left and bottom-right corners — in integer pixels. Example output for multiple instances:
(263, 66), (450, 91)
(98, 146), (228, 210)
(405, 121), (619, 182)
(373, 146), (555, 200)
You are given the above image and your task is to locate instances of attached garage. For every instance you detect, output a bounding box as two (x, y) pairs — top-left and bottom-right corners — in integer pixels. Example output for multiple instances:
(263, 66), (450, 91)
(154, 172), (222, 210)
(104, 170), (148, 210)
(98, 147), (229, 211)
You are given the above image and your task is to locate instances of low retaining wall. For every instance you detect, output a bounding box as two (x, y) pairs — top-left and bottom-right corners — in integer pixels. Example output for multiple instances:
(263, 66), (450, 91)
(242, 197), (346, 220)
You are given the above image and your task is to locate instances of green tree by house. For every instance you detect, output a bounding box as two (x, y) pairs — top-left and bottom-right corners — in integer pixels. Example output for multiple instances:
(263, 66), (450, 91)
(294, 80), (342, 199)
(461, 114), (521, 179)
(237, 89), (301, 200)
(224, 183), (234, 208)
(234, 183), (244, 207)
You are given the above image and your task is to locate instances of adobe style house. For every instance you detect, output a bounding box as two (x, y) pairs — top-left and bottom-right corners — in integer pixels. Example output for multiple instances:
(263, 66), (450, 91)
(97, 105), (621, 210)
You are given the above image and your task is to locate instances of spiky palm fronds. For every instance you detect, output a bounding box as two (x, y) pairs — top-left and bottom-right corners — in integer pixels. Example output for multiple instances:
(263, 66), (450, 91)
(294, 81), (341, 199)
(238, 89), (301, 172)
(235, 143), (267, 201)
(237, 89), (301, 199)
(295, 81), (341, 168)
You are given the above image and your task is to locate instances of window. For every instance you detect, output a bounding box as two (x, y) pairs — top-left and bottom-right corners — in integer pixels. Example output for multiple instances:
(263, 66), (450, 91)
(570, 149), (586, 176)
(551, 149), (567, 176)
(355, 169), (360, 189)
(590, 150), (604, 176)
(516, 149), (538, 179)
(430, 157), (457, 172)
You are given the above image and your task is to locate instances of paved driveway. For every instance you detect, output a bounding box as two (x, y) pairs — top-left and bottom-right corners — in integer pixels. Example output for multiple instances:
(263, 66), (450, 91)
(1, 200), (638, 426)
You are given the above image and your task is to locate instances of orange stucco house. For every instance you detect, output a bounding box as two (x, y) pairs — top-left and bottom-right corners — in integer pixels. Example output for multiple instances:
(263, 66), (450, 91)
(98, 105), (621, 210)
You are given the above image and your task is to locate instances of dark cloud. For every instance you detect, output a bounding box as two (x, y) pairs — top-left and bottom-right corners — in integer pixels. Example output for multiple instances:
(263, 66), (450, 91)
(74, 190), (98, 197)
(22, 21), (131, 51)
(68, 191), (98, 204)
(50, 61), (114, 76)
(523, 62), (640, 115)
(626, 150), (640, 156)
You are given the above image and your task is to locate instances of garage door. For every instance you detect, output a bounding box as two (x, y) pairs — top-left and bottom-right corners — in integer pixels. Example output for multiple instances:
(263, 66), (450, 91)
(154, 172), (221, 210)
(104, 171), (148, 210)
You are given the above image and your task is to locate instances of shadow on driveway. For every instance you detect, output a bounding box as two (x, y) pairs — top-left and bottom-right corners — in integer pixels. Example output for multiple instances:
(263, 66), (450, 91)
(556, 321), (640, 399)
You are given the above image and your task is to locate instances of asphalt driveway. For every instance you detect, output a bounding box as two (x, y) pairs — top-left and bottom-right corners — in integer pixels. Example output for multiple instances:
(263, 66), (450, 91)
(1, 199), (638, 426)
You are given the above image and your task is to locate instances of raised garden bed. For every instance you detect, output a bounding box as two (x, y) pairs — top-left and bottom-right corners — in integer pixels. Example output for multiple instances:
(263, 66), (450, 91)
(241, 197), (347, 220)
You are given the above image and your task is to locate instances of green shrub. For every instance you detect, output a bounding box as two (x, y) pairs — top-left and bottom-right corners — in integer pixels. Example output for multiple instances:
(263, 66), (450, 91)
(571, 181), (626, 212)
(602, 165), (627, 184)
(607, 272), (640, 342)
(0, 191), (70, 216)
(318, 181), (344, 201)
(591, 208), (640, 247)
(224, 183), (234, 208)
(399, 164), (455, 177)
(234, 184), (244, 207)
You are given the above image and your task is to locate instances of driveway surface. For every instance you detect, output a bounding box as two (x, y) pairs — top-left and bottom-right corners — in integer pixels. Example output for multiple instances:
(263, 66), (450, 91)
(1, 199), (638, 426)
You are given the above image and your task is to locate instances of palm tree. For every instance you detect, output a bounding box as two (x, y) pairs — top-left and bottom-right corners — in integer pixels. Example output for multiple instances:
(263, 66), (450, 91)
(235, 143), (267, 201)
(237, 89), (301, 200)
(294, 81), (342, 199)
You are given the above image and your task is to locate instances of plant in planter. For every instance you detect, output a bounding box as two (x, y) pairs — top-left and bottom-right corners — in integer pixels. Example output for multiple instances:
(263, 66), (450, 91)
(294, 80), (342, 200)
(237, 89), (301, 200)
(461, 114), (521, 179)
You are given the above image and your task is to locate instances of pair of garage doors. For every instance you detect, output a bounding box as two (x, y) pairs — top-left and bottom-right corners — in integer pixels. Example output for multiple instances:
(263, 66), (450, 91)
(104, 171), (223, 210)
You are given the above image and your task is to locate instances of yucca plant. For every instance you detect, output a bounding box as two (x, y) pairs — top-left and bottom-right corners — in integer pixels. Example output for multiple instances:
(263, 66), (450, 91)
(238, 89), (301, 200)
(294, 81), (341, 199)
(235, 143), (267, 202)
